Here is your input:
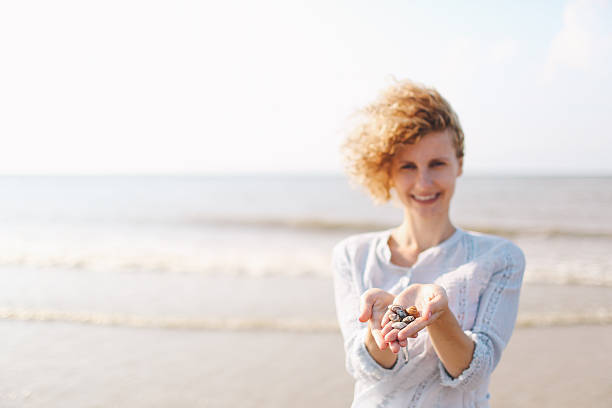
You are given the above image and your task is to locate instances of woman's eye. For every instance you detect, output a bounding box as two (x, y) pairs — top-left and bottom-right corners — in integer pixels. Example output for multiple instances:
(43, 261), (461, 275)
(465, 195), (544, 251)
(431, 161), (445, 167)
(401, 164), (416, 169)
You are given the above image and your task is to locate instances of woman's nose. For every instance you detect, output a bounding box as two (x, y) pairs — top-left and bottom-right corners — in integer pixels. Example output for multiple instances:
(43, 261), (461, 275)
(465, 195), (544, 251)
(416, 170), (433, 188)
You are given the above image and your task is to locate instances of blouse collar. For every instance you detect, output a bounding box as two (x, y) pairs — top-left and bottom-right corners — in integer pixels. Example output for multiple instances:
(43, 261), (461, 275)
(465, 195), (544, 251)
(377, 226), (464, 269)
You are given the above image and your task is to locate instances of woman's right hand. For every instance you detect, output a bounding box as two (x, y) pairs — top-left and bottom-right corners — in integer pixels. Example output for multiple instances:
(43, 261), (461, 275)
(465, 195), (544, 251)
(358, 288), (407, 350)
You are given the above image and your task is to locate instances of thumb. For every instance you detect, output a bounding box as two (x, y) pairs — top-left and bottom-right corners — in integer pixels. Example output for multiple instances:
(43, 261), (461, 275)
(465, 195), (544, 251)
(358, 294), (374, 322)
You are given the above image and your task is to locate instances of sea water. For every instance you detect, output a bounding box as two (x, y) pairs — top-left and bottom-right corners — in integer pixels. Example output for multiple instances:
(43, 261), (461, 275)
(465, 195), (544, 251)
(1, 174), (610, 284)
(1, 174), (611, 330)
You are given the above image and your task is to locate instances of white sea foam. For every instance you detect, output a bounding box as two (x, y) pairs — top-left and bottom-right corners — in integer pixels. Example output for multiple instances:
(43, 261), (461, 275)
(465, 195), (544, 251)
(1, 307), (610, 331)
(0, 239), (335, 277)
(1, 230), (612, 286)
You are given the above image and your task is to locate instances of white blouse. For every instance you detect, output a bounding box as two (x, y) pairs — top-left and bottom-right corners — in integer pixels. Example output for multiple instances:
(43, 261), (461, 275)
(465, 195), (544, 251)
(332, 227), (526, 408)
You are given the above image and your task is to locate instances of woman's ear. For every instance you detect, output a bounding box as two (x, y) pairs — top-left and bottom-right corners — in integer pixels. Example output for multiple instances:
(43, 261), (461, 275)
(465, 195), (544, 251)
(457, 157), (463, 177)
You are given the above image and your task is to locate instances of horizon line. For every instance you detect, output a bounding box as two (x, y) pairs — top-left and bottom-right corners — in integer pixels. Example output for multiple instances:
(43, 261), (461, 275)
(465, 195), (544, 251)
(1, 170), (612, 178)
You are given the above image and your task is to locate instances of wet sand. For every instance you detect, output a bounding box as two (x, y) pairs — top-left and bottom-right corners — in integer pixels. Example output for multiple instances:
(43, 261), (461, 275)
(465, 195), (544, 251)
(489, 325), (612, 407)
(2, 268), (612, 323)
(1, 321), (611, 407)
(1, 269), (611, 406)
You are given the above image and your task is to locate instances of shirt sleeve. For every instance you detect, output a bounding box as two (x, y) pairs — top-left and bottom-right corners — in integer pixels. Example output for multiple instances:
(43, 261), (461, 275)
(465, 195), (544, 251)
(439, 242), (526, 389)
(332, 242), (403, 383)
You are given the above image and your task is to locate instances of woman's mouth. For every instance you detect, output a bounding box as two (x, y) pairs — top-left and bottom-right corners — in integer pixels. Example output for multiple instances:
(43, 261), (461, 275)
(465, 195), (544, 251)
(411, 193), (441, 204)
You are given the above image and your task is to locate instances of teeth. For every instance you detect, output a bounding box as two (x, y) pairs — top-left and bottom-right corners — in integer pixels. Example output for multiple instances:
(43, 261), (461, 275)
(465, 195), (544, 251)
(413, 194), (437, 201)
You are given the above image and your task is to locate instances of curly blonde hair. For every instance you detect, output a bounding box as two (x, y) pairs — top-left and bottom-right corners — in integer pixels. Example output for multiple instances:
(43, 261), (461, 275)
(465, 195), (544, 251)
(340, 80), (465, 204)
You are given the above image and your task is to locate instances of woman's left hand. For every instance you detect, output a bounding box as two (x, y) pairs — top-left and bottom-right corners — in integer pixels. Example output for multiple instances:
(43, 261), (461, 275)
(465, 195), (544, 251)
(380, 283), (449, 352)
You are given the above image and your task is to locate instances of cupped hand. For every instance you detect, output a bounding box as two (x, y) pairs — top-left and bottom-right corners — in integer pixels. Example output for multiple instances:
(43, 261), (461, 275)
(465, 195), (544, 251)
(381, 284), (449, 352)
(358, 288), (397, 351)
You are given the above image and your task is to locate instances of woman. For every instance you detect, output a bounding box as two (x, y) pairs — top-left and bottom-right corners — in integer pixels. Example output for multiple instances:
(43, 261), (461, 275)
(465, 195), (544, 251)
(332, 80), (525, 407)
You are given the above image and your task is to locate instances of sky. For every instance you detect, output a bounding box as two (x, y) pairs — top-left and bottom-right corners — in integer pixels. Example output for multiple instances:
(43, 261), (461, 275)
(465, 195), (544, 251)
(1, 0), (611, 176)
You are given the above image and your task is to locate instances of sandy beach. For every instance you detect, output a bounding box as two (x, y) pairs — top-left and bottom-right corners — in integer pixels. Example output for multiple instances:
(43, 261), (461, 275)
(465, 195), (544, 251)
(1, 271), (611, 407)
(1, 321), (611, 407)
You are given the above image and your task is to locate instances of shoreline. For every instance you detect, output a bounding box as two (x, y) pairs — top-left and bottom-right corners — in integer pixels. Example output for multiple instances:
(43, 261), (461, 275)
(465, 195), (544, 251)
(1, 267), (612, 329)
(1, 306), (612, 332)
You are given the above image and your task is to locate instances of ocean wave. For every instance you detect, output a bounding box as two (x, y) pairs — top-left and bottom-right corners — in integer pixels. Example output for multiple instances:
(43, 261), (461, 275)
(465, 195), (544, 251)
(185, 216), (391, 233)
(1, 249), (611, 287)
(184, 216), (612, 238)
(0, 249), (334, 278)
(1, 308), (610, 330)
(522, 269), (612, 287)
(0, 308), (339, 332)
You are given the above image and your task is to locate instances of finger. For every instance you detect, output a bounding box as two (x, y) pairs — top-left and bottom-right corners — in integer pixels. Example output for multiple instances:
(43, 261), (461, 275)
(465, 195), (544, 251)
(398, 310), (443, 340)
(389, 341), (400, 354)
(397, 320), (427, 341)
(422, 302), (432, 321)
(380, 322), (394, 337)
(395, 334), (415, 350)
(397, 310), (443, 341)
(384, 328), (399, 342)
(380, 310), (390, 327)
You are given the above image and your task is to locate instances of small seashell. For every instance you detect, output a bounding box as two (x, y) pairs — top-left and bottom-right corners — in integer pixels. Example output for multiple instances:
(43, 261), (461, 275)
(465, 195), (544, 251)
(407, 306), (420, 318)
(389, 313), (400, 322)
(388, 304), (403, 311)
(402, 315), (415, 323)
(391, 322), (407, 330)
(396, 309), (407, 319)
(390, 305), (404, 314)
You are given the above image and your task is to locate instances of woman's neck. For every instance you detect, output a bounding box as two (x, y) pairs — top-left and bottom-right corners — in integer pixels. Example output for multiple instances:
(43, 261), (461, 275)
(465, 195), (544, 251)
(392, 215), (456, 254)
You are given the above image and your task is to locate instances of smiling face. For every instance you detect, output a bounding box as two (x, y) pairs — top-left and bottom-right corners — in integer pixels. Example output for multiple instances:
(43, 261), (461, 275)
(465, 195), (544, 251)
(389, 129), (463, 222)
